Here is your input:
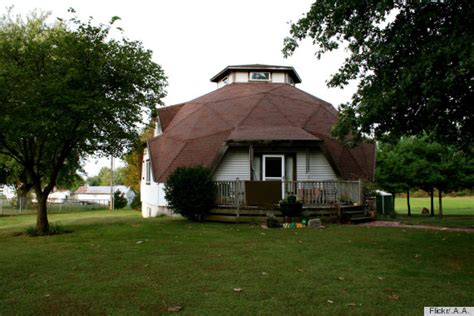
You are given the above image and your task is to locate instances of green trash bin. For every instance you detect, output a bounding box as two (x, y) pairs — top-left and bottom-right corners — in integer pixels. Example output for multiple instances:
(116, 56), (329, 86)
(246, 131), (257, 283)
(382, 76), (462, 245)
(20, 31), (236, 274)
(376, 192), (394, 216)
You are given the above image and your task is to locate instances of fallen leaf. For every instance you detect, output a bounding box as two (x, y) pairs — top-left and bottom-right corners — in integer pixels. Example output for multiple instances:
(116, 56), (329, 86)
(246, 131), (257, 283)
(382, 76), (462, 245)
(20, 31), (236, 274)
(414, 254), (420, 258)
(347, 303), (356, 307)
(136, 240), (144, 244)
(260, 232), (266, 235)
(327, 300), (334, 304)
(44, 294), (50, 297)
(262, 272), (268, 275)
(233, 288), (243, 292)
(337, 276), (345, 281)
(378, 277), (384, 280)
(388, 294), (400, 301)
(297, 269), (304, 273)
(167, 306), (182, 312)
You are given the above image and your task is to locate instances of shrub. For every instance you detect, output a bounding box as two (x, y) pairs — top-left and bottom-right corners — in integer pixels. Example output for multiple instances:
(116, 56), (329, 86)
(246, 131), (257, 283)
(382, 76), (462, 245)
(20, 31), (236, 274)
(114, 190), (128, 209)
(164, 166), (216, 221)
(131, 192), (141, 211)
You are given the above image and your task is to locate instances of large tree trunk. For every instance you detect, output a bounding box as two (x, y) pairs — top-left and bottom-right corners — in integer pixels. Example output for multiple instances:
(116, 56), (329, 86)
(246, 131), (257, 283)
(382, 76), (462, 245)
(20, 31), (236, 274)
(430, 188), (435, 217)
(36, 193), (49, 233)
(438, 190), (443, 218)
(406, 190), (411, 216)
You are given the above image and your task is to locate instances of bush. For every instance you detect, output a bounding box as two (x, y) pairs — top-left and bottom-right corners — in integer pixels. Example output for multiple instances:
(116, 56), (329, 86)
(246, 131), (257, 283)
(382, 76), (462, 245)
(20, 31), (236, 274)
(131, 192), (141, 211)
(164, 166), (216, 221)
(113, 190), (128, 209)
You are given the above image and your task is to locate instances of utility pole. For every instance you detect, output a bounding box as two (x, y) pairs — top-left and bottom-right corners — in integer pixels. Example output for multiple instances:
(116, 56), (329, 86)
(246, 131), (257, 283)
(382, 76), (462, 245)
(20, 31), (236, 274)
(109, 156), (114, 211)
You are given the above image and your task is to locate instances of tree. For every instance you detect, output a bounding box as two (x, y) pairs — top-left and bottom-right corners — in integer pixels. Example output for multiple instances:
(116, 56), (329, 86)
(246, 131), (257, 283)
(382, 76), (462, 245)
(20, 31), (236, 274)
(87, 166), (126, 186)
(376, 141), (416, 216)
(122, 123), (155, 193)
(0, 154), (33, 208)
(376, 136), (472, 217)
(0, 10), (167, 233)
(283, 1), (473, 150)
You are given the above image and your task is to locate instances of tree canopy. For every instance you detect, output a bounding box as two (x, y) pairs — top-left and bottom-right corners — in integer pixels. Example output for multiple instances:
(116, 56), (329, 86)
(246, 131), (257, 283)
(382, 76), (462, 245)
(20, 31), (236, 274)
(0, 10), (167, 233)
(283, 1), (473, 150)
(87, 166), (126, 187)
(376, 136), (473, 216)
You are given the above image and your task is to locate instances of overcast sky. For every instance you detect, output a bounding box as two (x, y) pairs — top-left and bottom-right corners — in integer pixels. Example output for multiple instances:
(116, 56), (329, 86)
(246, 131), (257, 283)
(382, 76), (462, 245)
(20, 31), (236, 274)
(5, 0), (357, 177)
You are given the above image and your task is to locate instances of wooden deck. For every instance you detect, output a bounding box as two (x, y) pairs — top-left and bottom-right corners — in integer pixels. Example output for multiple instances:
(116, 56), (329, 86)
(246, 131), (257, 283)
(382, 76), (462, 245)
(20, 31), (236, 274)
(206, 204), (362, 223)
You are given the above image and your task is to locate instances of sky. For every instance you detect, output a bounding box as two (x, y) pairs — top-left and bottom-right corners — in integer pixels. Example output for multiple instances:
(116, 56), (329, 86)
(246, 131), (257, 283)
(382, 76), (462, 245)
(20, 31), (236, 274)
(4, 0), (357, 177)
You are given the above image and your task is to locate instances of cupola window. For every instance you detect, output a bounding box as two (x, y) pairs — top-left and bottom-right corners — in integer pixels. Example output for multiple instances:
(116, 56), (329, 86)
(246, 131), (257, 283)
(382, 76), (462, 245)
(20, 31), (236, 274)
(249, 72), (271, 81)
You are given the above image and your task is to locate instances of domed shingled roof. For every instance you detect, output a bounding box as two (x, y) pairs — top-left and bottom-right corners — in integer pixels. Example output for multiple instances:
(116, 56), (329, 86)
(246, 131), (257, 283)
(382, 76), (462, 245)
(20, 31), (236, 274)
(148, 83), (375, 182)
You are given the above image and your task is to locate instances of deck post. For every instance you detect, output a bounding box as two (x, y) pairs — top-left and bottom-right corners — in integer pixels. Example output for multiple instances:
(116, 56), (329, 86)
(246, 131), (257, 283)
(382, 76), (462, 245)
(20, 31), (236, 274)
(236, 178), (240, 223)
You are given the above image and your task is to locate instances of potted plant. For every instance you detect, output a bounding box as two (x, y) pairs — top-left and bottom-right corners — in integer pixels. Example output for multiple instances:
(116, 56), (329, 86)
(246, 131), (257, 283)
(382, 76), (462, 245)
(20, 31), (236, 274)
(279, 195), (303, 220)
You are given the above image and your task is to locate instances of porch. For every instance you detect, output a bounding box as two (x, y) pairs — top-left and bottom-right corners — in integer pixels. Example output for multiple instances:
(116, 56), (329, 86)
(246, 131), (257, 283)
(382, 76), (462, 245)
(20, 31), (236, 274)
(211, 179), (364, 222)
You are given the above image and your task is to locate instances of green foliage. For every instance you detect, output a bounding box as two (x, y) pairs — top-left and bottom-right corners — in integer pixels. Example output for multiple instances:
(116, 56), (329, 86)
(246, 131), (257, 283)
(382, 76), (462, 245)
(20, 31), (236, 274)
(25, 222), (71, 237)
(113, 190), (128, 209)
(0, 10), (167, 232)
(377, 136), (473, 194)
(164, 166), (216, 221)
(131, 192), (141, 210)
(87, 166), (126, 186)
(284, 1), (473, 149)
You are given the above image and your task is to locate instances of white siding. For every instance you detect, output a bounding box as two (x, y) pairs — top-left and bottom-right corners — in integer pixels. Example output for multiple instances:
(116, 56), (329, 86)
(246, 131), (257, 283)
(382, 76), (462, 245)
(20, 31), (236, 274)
(234, 71), (248, 83)
(272, 72), (285, 83)
(296, 151), (337, 181)
(214, 148), (250, 181)
(140, 149), (172, 217)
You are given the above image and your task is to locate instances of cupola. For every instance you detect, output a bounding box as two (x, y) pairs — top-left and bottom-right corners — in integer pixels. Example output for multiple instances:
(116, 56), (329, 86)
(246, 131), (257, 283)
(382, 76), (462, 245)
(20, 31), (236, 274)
(210, 64), (302, 88)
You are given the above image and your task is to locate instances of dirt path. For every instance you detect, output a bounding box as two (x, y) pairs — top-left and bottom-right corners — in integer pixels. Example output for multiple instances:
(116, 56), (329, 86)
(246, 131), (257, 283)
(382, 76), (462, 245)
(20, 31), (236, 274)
(358, 221), (474, 233)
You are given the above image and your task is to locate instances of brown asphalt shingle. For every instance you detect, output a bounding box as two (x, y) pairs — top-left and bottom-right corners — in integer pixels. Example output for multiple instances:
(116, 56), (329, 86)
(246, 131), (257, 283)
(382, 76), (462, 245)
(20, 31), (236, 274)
(149, 83), (375, 182)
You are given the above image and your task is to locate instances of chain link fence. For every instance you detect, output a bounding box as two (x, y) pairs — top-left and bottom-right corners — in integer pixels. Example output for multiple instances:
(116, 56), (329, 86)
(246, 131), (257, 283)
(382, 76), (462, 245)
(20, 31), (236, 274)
(0, 197), (109, 216)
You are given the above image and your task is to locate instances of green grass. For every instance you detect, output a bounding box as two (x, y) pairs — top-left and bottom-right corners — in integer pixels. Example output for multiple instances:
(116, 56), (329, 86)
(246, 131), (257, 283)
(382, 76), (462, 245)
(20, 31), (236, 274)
(395, 196), (474, 215)
(1, 210), (473, 315)
(390, 196), (474, 228)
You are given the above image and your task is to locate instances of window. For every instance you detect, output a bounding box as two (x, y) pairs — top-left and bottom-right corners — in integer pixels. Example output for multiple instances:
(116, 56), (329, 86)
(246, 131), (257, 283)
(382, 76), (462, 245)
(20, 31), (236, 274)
(249, 72), (271, 81)
(145, 159), (151, 184)
(262, 155), (285, 180)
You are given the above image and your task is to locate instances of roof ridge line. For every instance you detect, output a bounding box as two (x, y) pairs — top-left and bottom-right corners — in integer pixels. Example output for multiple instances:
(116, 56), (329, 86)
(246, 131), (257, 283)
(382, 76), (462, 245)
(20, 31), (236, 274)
(160, 103), (204, 134)
(234, 92), (270, 126)
(188, 129), (232, 141)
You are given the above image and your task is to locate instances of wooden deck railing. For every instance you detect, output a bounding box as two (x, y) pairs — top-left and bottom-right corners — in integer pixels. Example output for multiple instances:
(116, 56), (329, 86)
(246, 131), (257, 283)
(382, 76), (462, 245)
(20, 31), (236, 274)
(215, 179), (362, 208)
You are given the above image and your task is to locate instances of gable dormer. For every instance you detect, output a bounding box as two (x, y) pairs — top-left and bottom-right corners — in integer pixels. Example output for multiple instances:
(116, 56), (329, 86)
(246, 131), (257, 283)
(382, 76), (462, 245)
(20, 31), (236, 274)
(210, 64), (302, 88)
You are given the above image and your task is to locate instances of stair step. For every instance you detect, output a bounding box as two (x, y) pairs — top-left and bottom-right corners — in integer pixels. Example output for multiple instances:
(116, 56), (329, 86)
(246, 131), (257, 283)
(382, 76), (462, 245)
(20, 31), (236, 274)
(343, 210), (366, 215)
(350, 216), (372, 222)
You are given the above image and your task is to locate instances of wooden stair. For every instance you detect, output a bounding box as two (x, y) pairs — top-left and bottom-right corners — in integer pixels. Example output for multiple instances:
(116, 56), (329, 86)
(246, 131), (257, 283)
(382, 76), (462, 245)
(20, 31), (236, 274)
(340, 206), (373, 223)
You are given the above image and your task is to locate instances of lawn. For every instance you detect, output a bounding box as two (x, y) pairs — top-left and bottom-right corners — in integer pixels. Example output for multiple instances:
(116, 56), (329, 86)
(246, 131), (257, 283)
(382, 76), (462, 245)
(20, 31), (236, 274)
(394, 196), (474, 216)
(1, 210), (473, 315)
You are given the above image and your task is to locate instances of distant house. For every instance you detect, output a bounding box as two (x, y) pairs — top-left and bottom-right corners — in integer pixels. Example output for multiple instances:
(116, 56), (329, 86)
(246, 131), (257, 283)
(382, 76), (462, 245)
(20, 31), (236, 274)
(47, 191), (70, 203)
(140, 64), (375, 218)
(72, 186), (135, 205)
